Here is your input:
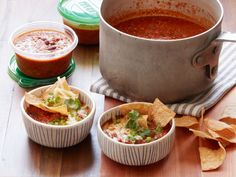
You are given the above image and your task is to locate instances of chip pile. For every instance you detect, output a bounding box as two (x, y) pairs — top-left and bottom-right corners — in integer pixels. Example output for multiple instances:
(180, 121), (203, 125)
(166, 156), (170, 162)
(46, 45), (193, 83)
(175, 105), (236, 171)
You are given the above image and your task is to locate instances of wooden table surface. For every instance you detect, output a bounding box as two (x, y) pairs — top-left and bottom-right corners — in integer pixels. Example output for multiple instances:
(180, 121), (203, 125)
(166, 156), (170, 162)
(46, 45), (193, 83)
(0, 0), (236, 176)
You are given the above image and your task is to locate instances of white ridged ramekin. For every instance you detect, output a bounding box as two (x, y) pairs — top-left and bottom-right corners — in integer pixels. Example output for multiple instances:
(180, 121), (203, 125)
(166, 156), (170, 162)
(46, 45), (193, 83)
(21, 85), (96, 148)
(97, 102), (175, 166)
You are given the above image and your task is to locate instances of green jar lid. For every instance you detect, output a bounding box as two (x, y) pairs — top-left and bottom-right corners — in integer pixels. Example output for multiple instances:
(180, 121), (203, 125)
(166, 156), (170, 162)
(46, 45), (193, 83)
(57, 0), (101, 26)
(8, 55), (76, 88)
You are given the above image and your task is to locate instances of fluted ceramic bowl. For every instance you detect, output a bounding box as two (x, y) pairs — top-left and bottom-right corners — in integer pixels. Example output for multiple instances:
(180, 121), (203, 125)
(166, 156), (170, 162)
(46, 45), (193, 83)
(97, 102), (175, 166)
(20, 85), (96, 148)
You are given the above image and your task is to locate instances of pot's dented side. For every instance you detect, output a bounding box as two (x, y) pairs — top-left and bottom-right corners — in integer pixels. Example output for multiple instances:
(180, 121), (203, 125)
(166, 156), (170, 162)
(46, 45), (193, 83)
(99, 0), (223, 103)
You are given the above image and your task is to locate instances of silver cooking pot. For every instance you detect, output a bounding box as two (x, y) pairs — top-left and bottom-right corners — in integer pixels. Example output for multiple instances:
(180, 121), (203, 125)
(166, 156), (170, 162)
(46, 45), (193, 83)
(99, 0), (235, 103)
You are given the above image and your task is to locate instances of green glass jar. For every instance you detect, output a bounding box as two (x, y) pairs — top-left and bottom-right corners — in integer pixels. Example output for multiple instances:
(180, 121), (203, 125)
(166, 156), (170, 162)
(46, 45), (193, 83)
(58, 0), (101, 45)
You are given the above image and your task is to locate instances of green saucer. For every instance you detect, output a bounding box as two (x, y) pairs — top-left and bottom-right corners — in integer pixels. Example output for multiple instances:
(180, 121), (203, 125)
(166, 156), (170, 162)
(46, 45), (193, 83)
(8, 55), (76, 88)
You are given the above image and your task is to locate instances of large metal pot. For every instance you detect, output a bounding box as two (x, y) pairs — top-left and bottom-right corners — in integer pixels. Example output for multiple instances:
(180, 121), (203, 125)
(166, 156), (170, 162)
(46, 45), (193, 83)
(99, 0), (226, 103)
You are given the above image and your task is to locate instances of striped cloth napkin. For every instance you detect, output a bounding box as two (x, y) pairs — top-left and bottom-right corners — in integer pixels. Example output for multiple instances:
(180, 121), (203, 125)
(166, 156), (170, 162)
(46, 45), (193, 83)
(90, 43), (236, 117)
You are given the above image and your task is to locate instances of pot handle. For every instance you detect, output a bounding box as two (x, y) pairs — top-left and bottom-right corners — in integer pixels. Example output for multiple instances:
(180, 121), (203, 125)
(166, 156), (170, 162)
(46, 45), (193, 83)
(215, 32), (236, 42)
(192, 31), (236, 80)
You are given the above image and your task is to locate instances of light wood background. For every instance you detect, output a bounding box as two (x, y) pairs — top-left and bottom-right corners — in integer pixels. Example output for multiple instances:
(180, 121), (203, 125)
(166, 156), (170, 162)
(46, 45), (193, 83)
(0, 0), (236, 176)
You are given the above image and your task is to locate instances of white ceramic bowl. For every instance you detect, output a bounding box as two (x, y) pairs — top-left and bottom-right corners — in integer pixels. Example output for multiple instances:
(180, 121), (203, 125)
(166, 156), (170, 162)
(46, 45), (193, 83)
(21, 85), (96, 148)
(97, 102), (175, 166)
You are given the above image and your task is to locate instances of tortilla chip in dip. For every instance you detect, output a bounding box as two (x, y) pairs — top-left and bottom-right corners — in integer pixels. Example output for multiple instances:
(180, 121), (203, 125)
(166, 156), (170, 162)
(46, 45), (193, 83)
(120, 103), (151, 115)
(24, 77), (90, 125)
(149, 98), (176, 127)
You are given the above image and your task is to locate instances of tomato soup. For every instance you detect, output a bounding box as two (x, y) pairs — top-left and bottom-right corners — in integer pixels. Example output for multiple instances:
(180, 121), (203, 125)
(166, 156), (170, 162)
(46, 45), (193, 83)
(13, 29), (74, 78)
(14, 30), (73, 53)
(114, 16), (208, 40)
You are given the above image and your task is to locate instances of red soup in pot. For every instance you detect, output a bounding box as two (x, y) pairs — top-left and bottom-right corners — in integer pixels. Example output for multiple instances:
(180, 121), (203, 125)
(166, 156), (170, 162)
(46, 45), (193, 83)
(114, 15), (208, 40)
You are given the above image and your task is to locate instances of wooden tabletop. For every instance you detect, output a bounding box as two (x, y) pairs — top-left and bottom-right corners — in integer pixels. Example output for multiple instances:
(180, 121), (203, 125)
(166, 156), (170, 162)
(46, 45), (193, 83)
(0, 0), (236, 176)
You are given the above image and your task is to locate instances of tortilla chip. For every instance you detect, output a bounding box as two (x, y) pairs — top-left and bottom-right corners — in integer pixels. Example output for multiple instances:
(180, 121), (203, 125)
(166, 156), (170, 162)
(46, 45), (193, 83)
(186, 111), (228, 171)
(25, 93), (43, 106)
(149, 98), (175, 127)
(206, 129), (232, 147)
(204, 119), (235, 139)
(220, 117), (236, 126)
(137, 115), (148, 129)
(43, 104), (68, 115)
(190, 125), (231, 146)
(25, 93), (53, 113)
(42, 77), (78, 101)
(175, 116), (199, 128)
(207, 128), (236, 144)
(231, 124), (236, 132)
(57, 77), (70, 91)
(25, 93), (69, 115)
(199, 110), (205, 131)
(206, 128), (221, 139)
(42, 77), (65, 100)
(42, 84), (57, 100)
(189, 129), (216, 140)
(120, 103), (151, 115)
(199, 139), (226, 171)
(25, 77), (78, 116)
(52, 87), (78, 100)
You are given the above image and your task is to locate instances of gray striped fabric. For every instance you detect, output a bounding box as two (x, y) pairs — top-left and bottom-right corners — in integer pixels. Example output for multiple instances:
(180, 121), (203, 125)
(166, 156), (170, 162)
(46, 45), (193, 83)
(90, 43), (236, 117)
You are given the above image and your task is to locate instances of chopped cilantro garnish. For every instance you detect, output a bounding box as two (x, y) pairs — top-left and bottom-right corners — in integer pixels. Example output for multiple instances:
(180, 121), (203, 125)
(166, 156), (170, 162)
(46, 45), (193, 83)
(126, 110), (152, 138)
(145, 137), (152, 143)
(127, 135), (136, 141)
(76, 116), (81, 121)
(65, 98), (81, 111)
(130, 130), (137, 136)
(54, 96), (61, 103)
(68, 110), (82, 122)
(44, 95), (61, 106)
(48, 118), (67, 125)
(125, 110), (140, 130)
(139, 129), (151, 138)
(69, 110), (77, 117)
(128, 110), (139, 119)
(155, 122), (163, 133)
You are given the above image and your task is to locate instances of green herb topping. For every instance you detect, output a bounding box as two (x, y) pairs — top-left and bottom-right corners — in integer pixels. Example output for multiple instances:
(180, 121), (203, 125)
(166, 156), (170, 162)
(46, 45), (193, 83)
(44, 94), (61, 106)
(48, 118), (67, 125)
(64, 98), (81, 111)
(155, 122), (163, 133)
(125, 110), (140, 130)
